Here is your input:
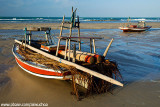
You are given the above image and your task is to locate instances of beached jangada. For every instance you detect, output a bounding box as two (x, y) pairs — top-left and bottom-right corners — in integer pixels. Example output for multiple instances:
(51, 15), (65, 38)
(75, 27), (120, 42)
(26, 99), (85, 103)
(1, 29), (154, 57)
(12, 7), (123, 100)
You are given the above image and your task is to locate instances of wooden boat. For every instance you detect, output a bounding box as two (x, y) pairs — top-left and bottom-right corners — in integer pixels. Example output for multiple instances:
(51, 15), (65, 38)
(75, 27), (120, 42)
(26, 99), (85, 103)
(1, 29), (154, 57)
(12, 42), (70, 80)
(12, 7), (123, 99)
(119, 21), (152, 32)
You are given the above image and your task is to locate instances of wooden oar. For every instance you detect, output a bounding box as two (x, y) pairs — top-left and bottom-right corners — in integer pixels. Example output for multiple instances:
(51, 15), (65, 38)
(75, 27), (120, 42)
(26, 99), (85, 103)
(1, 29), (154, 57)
(15, 40), (123, 87)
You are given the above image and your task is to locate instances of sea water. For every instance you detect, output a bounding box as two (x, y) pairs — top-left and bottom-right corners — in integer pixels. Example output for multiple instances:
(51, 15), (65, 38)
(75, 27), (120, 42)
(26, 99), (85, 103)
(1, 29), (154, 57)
(0, 17), (160, 23)
(0, 28), (160, 82)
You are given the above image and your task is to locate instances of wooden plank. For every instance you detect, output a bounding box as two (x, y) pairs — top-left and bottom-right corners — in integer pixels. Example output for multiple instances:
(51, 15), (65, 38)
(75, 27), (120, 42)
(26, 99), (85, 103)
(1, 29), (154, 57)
(26, 27), (40, 31)
(40, 27), (50, 31)
(57, 37), (102, 39)
(63, 26), (71, 29)
(15, 39), (123, 87)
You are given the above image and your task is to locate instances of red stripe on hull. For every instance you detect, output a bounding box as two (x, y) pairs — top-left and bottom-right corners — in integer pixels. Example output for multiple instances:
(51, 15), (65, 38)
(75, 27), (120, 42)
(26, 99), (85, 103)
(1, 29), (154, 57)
(15, 57), (63, 76)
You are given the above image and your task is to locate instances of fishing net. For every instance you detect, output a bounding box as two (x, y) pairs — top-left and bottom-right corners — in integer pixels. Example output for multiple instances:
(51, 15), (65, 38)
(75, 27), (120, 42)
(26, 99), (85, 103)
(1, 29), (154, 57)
(17, 44), (122, 100)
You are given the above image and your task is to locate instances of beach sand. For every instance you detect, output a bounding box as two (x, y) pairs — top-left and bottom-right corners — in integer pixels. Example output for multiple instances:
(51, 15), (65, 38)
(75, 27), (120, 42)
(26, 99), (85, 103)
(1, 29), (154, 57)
(0, 22), (160, 30)
(0, 24), (160, 107)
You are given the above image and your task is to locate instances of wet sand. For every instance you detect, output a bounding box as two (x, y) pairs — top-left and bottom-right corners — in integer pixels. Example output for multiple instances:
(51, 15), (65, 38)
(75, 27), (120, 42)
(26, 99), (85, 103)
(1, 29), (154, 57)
(0, 22), (160, 30)
(0, 27), (160, 106)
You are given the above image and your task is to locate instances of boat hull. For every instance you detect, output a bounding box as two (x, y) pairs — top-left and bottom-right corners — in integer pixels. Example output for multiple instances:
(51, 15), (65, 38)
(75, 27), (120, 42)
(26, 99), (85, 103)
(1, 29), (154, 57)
(12, 44), (71, 80)
(119, 26), (152, 32)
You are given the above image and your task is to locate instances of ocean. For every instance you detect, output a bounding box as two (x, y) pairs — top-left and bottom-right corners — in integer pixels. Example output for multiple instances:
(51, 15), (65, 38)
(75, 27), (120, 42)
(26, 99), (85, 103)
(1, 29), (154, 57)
(0, 17), (160, 23)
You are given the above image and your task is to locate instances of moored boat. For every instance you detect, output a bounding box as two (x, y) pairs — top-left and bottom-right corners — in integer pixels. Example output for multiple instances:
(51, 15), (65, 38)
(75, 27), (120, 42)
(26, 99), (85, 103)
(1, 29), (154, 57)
(119, 20), (152, 32)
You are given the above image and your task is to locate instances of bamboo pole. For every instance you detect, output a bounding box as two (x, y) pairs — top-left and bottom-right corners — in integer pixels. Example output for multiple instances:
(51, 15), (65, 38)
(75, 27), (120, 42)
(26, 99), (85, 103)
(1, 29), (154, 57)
(15, 39), (123, 87)
(103, 38), (114, 57)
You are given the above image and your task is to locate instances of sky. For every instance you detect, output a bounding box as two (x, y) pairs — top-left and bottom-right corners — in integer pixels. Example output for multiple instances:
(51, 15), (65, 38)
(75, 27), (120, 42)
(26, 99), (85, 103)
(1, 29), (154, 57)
(0, 0), (160, 17)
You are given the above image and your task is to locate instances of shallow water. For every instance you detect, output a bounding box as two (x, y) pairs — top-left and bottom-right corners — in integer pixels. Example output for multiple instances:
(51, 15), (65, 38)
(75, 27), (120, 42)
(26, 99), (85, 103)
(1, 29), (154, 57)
(0, 28), (160, 82)
(94, 29), (160, 81)
(0, 28), (160, 106)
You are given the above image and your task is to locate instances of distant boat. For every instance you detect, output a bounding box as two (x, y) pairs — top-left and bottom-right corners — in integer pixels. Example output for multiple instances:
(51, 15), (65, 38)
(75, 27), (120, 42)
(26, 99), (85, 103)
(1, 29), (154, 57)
(119, 20), (152, 32)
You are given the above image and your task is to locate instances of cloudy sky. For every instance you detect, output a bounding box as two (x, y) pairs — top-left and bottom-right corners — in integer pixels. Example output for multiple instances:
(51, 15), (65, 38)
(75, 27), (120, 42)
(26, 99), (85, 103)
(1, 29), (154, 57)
(0, 0), (159, 17)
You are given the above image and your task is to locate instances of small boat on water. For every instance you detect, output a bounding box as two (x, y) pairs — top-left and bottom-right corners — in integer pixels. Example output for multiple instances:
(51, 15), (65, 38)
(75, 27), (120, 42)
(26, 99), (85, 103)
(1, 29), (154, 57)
(12, 7), (123, 99)
(119, 20), (152, 32)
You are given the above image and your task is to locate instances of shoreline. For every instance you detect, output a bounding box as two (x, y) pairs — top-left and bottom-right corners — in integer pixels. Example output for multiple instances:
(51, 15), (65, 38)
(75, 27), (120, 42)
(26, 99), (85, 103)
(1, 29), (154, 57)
(0, 22), (160, 30)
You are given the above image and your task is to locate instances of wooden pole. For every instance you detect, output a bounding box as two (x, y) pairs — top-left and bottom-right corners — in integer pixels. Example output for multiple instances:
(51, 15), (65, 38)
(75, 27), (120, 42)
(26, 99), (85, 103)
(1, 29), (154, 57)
(28, 33), (31, 45)
(93, 39), (96, 54)
(56, 38), (61, 56)
(56, 16), (65, 56)
(68, 38), (71, 61)
(68, 7), (74, 61)
(15, 39), (123, 87)
(49, 28), (53, 44)
(24, 27), (27, 50)
(68, 19), (73, 61)
(64, 39), (68, 59)
(78, 16), (81, 51)
(90, 38), (92, 53)
(45, 32), (49, 44)
(59, 16), (65, 37)
(72, 44), (76, 62)
(103, 38), (114, 57)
